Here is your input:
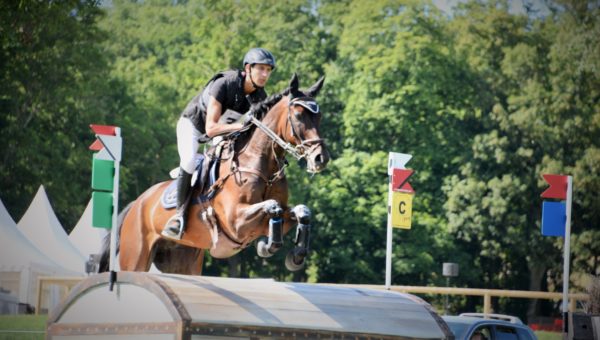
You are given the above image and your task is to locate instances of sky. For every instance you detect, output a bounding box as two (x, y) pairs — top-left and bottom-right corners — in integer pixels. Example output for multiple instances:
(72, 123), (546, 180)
(432, 0), (552, 17)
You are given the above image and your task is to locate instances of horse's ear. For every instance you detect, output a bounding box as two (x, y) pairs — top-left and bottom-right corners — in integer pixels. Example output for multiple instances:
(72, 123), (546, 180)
(306, 76), (325, 98)
(289, 73), (299, 91)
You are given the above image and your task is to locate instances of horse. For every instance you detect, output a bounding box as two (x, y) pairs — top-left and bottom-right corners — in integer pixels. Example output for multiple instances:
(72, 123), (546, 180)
(98, 73), (329, 275)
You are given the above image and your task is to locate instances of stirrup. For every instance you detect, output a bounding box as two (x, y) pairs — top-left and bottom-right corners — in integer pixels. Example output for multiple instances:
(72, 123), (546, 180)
(161, 215), (185, 240)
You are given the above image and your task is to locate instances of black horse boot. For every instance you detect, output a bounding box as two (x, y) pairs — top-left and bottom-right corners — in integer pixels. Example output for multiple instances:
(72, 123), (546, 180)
(161, 169), (193, 240)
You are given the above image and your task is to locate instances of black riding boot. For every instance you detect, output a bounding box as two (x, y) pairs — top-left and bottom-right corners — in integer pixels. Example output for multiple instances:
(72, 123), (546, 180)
(161, 169), (193, 240)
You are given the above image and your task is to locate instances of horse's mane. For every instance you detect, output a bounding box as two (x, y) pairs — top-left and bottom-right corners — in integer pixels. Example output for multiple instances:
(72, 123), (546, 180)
(251, 88), (289, 120)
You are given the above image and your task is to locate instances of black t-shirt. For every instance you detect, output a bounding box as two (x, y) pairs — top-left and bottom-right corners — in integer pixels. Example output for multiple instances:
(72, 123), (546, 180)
(181, 70), (267, 136)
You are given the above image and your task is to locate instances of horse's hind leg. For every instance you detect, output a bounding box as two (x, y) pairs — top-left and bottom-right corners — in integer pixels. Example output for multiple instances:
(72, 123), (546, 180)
(120, 236), (155, 271)
(186, 250), (204, 275)
(285, 204), (312, 271)
(120, 234), (156, 271)
(118, 201), (157, 272)
(153, 241), (204, 275)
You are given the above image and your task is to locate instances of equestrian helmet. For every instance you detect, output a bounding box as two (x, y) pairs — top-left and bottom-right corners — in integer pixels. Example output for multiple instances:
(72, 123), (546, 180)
(243, 48), (276, 69)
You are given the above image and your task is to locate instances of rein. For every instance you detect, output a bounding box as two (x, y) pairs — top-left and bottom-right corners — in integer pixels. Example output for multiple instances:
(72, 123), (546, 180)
(249, 115), (304, 159)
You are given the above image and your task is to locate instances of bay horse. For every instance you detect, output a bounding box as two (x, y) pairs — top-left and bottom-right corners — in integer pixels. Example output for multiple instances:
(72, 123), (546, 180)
(99, 73), (329, 275)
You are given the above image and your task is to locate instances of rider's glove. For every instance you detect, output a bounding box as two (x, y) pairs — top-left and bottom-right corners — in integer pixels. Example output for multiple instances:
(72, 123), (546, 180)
(241, 111), (254, 127)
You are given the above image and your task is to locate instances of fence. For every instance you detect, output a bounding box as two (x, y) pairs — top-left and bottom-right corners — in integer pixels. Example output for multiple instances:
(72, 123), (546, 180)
(35, 277), (83, 315)
(330, 284), (590, 314)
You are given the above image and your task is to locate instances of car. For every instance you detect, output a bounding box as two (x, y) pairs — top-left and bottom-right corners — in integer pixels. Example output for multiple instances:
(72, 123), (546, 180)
(442, 313), (538, 340)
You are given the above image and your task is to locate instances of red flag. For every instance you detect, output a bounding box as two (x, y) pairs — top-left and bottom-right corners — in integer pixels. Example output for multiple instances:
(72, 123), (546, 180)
(90, 124), (117, 136)
(541, 174), (568, 200)
(392, 168), (414, 193)
(89, 139), (104, 151)
(89, 124), (118, 150)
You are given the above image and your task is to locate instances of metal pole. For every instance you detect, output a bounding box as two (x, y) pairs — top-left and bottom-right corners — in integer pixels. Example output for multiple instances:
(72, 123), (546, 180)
(562, 176), (573, 338)
(109, 128), (121, 291)
(385, 173), (392, 290)
(385, 152), (411, 290)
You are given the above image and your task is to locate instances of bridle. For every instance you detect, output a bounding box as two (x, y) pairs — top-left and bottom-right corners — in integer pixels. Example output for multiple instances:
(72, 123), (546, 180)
(248, 96), (324, 163)
(216, 95), (325, 190)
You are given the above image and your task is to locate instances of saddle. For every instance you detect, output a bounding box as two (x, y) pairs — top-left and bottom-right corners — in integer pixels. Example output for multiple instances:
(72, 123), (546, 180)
(160, 148), (221, 209)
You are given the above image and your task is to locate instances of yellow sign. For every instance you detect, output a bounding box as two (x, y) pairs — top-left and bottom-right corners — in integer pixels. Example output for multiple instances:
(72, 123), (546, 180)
(391, 191), (413, 229)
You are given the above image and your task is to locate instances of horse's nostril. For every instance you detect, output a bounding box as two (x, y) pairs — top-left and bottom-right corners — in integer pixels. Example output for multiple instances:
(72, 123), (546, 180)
(316, 154), (329, 166)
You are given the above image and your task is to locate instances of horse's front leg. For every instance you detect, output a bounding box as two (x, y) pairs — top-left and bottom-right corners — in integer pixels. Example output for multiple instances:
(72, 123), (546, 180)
(233, 199), (284, 258)
(285, 204), (312, 271)
(254, 200), (285, 258)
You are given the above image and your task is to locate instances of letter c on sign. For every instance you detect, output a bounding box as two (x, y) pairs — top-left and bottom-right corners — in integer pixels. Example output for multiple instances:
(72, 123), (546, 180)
(399, 201), (406, 214)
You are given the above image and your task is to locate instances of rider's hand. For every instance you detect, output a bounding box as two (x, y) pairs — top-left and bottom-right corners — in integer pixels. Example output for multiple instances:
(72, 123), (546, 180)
(241, 112), (254, 127)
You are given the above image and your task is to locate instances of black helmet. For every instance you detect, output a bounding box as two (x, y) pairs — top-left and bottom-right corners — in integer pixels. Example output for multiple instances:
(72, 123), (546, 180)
(243, 48), (276, 69)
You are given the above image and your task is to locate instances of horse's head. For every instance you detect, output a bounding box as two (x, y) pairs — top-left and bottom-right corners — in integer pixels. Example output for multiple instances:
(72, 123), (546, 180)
(280, 73), (330, 173)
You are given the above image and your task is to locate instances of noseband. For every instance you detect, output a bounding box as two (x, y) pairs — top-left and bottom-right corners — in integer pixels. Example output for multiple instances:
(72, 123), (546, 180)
(248, 96), (324, 162)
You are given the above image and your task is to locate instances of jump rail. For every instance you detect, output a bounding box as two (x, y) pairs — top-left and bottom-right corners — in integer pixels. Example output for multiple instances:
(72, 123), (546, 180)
(324, 284), (590, 315)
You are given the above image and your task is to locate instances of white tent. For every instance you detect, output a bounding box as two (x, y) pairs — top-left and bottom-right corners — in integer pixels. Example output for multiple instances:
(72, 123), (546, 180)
(17, 186), (87, 275)
(68, 199), (107, 259)
(0, 198), (74, 308)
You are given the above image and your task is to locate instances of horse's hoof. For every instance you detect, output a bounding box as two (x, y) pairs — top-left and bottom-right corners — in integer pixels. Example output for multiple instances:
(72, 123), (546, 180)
(256, 238), (274, 258)
(285, 249), (306, 271)
(292, 205), (311, 224)
(264, 200), (283, 217)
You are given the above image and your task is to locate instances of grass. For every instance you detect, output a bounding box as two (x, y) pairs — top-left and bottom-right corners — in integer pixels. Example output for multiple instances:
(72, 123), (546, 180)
(0, 315), (47, 340)
(534, 330), (562, 340)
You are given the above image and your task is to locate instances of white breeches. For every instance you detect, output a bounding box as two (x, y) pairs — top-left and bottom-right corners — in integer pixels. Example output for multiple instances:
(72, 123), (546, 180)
(176, 117), (202, 174)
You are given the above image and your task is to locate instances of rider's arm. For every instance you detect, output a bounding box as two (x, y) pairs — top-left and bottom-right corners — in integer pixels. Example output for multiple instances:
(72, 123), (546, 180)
(205, 96), (244, 138)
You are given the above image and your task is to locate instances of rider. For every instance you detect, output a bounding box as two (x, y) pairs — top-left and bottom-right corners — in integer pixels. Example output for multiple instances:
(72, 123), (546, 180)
(161, 47), (276, 240)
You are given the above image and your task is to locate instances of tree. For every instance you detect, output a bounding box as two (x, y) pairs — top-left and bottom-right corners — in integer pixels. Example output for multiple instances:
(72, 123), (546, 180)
(0, 0), (112, 229)
(443, 0), (600, 318)
(305, 0), (490, 285)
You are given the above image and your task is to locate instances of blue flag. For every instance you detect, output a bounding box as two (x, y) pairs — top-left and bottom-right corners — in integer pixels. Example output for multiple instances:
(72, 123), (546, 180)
(541, 201), (566, 237)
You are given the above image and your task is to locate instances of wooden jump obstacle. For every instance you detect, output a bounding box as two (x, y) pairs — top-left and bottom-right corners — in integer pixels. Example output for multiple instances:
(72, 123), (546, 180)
(46, 272), (452, 339)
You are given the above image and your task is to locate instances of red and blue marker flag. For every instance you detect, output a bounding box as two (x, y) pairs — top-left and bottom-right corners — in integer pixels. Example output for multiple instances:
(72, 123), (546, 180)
(540, 174), (568, 237)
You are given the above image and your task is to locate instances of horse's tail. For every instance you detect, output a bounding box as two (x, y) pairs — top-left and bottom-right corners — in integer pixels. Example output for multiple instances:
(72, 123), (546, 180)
(98, 201), (134, 273)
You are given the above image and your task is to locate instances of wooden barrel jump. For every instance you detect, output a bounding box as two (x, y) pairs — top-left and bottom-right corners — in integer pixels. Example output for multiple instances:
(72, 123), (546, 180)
(46, 272), (452, 339)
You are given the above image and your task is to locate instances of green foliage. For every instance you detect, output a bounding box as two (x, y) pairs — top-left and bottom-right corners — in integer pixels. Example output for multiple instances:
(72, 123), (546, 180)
(0, 0), (111, 230)
(441, 0), (600, 317)
(308, 151), (389, 283)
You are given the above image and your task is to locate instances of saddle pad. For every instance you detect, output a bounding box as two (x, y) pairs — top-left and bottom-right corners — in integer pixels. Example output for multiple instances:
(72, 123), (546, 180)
(160, 180), (181, 210)
(160, 155), (219, 209)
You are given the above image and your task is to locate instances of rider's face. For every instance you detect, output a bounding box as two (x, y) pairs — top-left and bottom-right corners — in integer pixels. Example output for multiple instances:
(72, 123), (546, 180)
(247, 63), (273, 87)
